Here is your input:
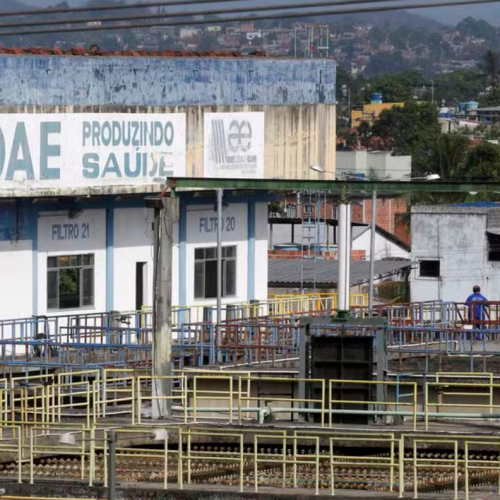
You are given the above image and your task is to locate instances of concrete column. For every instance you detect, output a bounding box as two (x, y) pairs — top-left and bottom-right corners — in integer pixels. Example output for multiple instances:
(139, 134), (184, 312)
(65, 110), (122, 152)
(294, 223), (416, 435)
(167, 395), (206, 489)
(152, 196), (177, 419)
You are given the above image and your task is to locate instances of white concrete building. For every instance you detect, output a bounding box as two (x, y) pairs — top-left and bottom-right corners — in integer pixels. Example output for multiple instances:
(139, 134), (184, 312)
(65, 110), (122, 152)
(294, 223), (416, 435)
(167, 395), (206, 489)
(0, 52), (336, 325)
(336, 150), (411, 180)
(410, 203), (500, 303)
(0, 195), (269, 321)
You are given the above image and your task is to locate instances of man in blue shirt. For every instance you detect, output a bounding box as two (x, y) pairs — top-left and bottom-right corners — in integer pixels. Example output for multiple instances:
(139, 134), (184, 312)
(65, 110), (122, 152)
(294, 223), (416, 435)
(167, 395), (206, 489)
(466, 285), (489, 339)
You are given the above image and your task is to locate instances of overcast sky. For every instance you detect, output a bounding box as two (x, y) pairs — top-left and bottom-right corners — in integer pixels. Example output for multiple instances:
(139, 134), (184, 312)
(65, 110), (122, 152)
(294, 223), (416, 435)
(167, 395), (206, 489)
(21, 0), (500, 26)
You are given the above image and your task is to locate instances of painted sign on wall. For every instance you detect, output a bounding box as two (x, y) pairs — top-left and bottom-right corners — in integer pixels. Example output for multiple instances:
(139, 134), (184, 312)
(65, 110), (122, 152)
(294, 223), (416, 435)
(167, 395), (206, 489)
(186, 204), (247, 245)
(38, 210), (106, 253)
(0, 114), (186, 188)
(204, 112), (265, 179)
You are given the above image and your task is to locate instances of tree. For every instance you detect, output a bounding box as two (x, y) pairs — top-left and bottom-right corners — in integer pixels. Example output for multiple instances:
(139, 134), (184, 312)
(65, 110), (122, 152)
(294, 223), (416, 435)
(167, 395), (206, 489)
(478, 86), (500, 107)
(363, 70), (427, 103)
(465, 142), (500, 180)
(371, 101), (441, 170)
(424, 132), (469, 181)
(480, 50), (500, 88)
(433, 70), (485, 106)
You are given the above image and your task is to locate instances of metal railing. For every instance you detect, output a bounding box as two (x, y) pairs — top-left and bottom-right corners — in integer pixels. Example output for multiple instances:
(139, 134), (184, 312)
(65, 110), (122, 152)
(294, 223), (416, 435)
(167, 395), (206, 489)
(6, 369), (500, 434)
(3, 422), (500, 498)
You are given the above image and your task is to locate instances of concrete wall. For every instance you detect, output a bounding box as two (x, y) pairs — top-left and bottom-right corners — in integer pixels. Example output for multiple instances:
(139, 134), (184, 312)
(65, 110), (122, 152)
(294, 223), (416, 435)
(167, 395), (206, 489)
(113, 208), (156, 312)
(0, 239), (33, 320)
(0, 55), (336, 195)
(336, 151), (411, 181)
(410, 206), (500, 302)
(0, 56), (335, 107)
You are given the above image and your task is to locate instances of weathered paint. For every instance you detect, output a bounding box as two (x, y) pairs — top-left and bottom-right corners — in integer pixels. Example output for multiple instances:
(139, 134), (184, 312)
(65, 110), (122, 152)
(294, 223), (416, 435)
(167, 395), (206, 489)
(0, 104), (336, 196)
(0, 56), (336, 106)
(410, 205), (500, 302)
(0, 56), (336, 196)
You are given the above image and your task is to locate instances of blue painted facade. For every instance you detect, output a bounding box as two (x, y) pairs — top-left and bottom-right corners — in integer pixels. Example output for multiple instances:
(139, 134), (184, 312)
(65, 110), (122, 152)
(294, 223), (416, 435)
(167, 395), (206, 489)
(0, 56), (335, 107)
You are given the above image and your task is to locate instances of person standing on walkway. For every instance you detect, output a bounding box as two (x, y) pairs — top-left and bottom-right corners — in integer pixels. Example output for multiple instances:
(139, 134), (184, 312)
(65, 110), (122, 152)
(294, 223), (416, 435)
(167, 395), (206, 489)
(466, 285), (489, 339)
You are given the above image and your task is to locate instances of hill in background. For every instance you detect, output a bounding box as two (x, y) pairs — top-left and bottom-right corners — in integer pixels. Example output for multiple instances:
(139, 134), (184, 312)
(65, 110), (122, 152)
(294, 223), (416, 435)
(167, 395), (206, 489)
(0, 0), (29, 11)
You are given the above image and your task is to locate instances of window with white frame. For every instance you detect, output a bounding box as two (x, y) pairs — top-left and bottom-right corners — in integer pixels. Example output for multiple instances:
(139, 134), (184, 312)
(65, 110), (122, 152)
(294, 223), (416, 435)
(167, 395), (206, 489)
(47, 254), (94, 310)
(194, 246), (237, 299)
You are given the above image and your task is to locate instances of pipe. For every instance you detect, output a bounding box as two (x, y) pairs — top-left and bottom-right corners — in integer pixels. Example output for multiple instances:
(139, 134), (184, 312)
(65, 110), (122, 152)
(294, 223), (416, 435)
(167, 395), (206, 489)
(337, 203), (350, 312)
(368, 190), (376, 316)
(258, 406), (272, 424)
(172, 406), (500, 420)
(216, 188), (223, 363)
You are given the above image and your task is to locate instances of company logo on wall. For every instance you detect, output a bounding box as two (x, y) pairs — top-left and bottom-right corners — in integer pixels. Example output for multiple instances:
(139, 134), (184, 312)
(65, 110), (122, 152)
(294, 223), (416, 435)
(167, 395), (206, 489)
(204, 112), (264, 178)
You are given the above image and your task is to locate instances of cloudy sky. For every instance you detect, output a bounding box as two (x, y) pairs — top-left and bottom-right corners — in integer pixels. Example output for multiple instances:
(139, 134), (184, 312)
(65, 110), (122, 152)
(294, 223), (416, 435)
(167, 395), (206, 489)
(20, 0), (500, 25)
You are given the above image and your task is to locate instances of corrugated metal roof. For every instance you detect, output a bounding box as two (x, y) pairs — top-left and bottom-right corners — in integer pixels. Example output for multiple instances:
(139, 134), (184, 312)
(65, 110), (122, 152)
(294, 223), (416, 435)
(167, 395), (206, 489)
(451, 202), (500, 207)
(0, 47), (268, 58)
(476, 106), (500, 112)
(269, 258), (413, 287)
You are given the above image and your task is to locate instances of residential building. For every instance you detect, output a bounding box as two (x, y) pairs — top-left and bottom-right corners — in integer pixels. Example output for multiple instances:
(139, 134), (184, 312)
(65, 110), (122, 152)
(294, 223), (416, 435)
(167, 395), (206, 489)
(351, 99), (404, 127)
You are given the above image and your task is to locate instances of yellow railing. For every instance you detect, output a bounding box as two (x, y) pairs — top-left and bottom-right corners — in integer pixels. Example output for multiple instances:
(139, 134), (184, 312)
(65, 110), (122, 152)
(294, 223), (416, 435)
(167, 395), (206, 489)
(142, 293), (369, 325)
(329, 379), (419, 431)
(424, 377), (500, 430)
(4, 422), (500, 498)
(6, 369), (500, 432)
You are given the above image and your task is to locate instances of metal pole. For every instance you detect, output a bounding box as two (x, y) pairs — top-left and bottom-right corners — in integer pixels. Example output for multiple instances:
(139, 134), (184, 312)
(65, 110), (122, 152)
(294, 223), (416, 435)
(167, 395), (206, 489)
(368, 190), (376, 317)
(108, 429), (116, 500)
(216, 189), (223, 363)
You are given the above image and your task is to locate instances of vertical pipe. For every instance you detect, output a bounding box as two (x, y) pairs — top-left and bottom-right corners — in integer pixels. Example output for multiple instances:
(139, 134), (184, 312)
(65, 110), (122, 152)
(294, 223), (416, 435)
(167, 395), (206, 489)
(398, 437), (404, 498)
(368, 191), (377, 317)
(337, 202), (352, 313)
(217, 189), (223, 363)
(108, 429), (116, 500)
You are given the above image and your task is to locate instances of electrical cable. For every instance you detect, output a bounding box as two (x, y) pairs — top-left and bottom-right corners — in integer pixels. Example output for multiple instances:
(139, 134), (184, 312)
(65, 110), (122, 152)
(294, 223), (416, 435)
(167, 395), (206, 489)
(1, 0), (500, 37)
(0, 0), (254, 18)
(0, 0), (406, 30)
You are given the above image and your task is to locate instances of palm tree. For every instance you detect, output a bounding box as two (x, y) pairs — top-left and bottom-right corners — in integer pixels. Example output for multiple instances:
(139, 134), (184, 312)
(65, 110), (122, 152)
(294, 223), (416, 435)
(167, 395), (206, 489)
(428, 132), (469, 181)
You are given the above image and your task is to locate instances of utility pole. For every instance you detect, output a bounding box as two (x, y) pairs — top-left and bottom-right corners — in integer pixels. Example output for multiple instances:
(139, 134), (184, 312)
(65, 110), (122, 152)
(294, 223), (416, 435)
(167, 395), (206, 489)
(152, 195), (177, 418)
(368, 190), (377, 317)
(108, 429), (117, 500)
(216, 189), (223, 363)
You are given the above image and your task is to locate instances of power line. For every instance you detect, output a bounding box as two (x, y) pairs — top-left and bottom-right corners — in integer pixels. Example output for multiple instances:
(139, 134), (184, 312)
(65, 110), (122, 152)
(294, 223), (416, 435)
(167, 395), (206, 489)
(0, 0), (238, 18)
(0, 0), (404, 31)
(1, 0), (500, 38)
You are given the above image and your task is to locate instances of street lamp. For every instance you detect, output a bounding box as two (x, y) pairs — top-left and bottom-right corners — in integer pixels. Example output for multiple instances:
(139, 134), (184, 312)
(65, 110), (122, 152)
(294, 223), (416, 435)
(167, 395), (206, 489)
(401, 173), (441, 181)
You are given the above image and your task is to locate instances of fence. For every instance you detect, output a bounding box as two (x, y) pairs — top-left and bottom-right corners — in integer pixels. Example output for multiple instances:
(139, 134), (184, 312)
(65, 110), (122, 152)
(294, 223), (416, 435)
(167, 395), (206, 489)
(6, 368), (500, 431)
(4, 424), (500, 498)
